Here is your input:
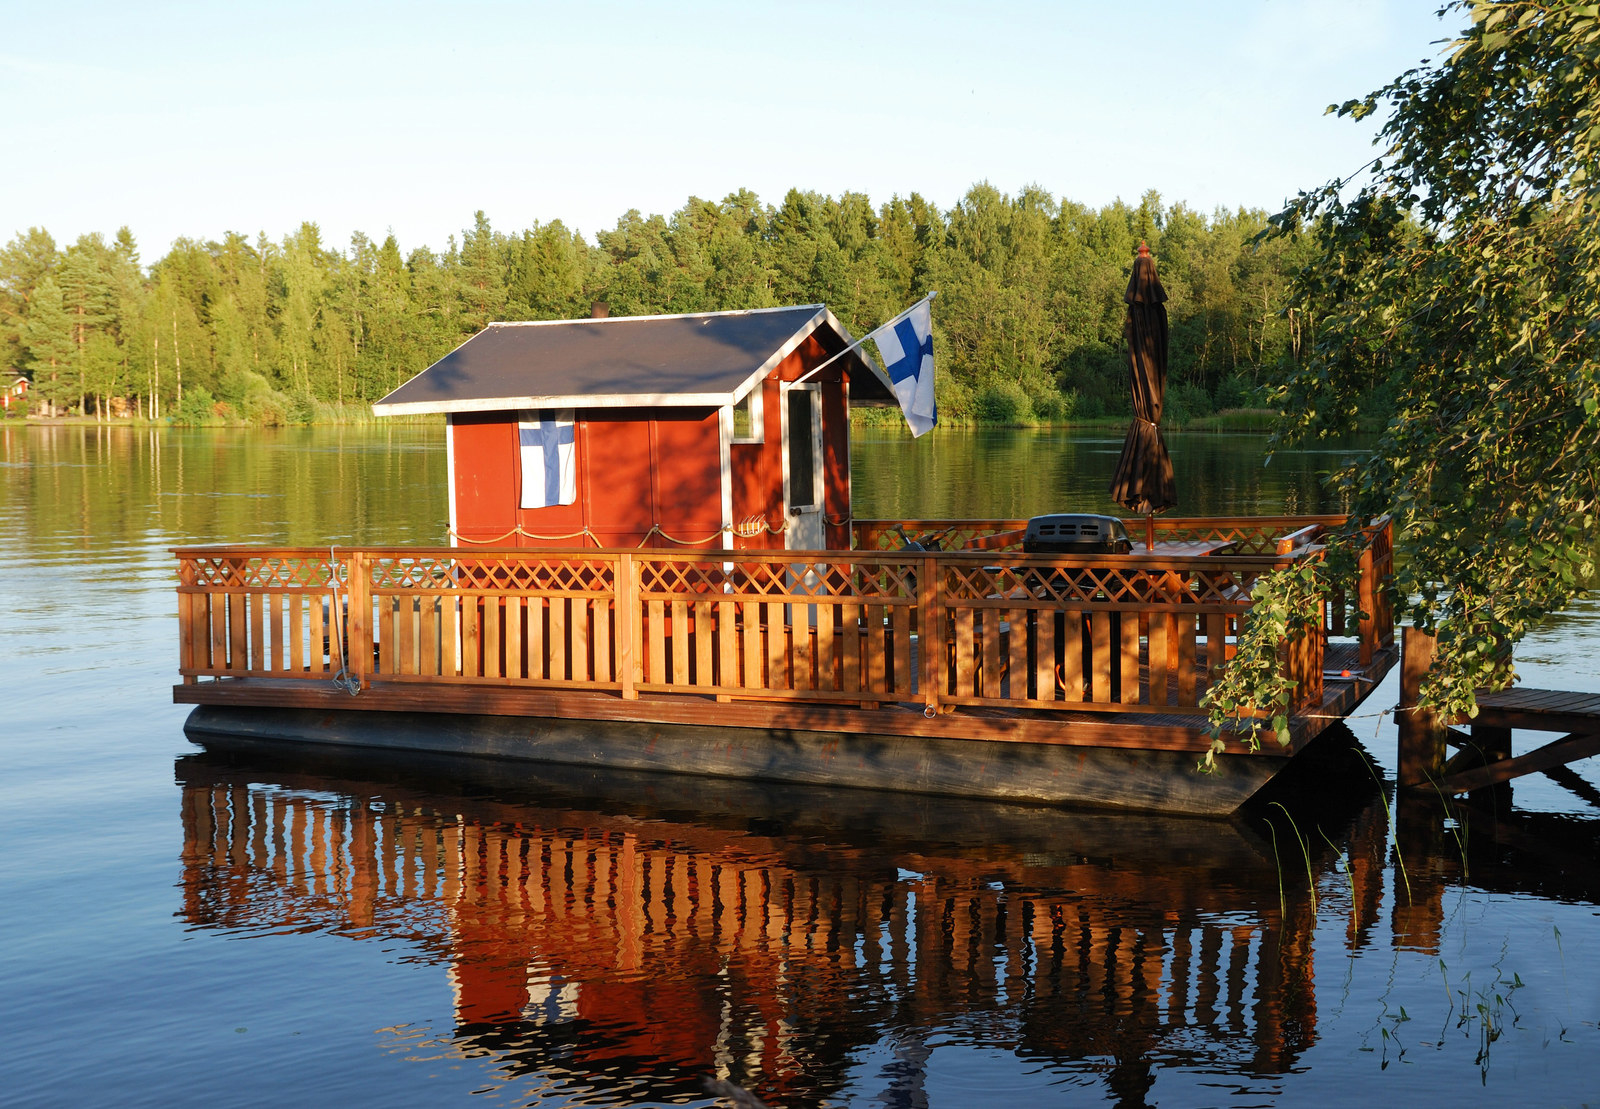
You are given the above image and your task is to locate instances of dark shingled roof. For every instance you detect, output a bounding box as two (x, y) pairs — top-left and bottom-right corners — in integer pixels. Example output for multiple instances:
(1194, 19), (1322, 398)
(373, 304), (894, 414)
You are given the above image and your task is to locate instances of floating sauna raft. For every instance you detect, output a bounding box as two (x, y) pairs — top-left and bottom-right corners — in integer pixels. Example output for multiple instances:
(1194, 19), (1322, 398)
(175, 515), (1396, 815)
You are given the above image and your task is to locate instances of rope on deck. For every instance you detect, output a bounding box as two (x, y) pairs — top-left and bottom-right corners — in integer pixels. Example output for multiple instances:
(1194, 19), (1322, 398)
(444, 520), (791, 548)
(447, 525), (598, 545)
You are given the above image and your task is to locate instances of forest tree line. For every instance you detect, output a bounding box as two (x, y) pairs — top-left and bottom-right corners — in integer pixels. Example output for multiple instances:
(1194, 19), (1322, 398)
(0, 184), (1317, 425)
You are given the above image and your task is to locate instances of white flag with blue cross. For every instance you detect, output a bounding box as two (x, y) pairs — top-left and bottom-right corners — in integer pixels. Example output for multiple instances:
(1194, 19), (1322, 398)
(866, 297), (936, 437)
(518, 409), (577, 508)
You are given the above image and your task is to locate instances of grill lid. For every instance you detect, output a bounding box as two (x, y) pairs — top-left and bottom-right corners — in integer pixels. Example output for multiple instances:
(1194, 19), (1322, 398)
(1022, 514), (1133, 554)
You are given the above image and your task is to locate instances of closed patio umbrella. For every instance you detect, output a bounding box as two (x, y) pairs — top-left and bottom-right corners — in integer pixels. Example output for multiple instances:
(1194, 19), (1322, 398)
(1108, 242), (1176, 547)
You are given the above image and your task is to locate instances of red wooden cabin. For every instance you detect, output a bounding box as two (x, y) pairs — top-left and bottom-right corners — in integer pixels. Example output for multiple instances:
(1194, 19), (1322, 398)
(373, 305), (895, 551)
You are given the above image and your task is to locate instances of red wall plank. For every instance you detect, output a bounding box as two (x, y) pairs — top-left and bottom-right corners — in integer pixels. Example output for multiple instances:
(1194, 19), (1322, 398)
(581, 413), (656, 547)
(451, 413), (518, 544)
(649, 409), (725, 545)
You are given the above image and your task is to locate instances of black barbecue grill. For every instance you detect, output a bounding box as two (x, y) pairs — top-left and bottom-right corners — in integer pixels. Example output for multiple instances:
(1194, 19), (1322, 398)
(1021, 514), (1133, 555)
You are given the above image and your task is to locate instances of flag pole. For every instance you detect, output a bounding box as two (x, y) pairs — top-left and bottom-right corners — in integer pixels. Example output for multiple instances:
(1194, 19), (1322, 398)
(793, 291), (937, 385)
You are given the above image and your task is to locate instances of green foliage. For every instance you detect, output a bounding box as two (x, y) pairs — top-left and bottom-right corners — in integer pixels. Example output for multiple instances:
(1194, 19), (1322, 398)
(218, 369), (291, 426)
(1213, 373), (1260, 411)
(1201, 557), (1330, 763)
(286, 389), (320, 425)
(973, 380), (1034, 425)
(171, 386), (221, 426)
(22, 275), (75, 412)
(1217, 0), (1600, 734)
(1164, 381), (1215, 425)
(1027, 382), (1076, 424)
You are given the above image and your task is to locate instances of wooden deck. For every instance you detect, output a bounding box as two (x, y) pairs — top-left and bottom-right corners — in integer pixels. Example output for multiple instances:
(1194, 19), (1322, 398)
(1440, 687), (1600, 794)
(172, 515), (1396, 812)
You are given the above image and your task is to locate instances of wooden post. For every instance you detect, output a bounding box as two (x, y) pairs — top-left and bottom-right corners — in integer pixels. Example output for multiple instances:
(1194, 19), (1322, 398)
(617, 553), (638, 699)
(919, 553), (941, 717)
(177, 557), (198, 683)
(1357, 545), (1376, 666)
(1397, 625), (1446, 789)
(1465, 721), (1514, 801)
(1470, 724), (1512, 764)
(347, 552), (370, 688)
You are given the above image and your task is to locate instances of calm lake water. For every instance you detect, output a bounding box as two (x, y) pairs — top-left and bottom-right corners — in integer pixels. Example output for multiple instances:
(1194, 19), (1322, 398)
(3, 422), (1597, 1108)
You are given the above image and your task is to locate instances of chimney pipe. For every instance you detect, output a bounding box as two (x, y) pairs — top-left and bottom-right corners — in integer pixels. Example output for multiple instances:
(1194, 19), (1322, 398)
(590, 300), (610, 319)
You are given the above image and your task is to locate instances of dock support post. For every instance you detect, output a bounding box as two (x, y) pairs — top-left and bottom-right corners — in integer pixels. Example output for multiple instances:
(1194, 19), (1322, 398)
(1464, 722), (1514, 803)
(1397, 625), (1446, 789)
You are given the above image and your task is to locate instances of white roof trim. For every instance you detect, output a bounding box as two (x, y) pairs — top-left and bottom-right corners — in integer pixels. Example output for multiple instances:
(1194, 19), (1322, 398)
(488, 303), (826, 328)
(374, 392), (743, 416)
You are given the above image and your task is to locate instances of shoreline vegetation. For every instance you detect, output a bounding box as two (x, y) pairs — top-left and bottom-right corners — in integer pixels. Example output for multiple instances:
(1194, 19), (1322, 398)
(7, 405), (1291, 433)
(2, 184), (1329, 431)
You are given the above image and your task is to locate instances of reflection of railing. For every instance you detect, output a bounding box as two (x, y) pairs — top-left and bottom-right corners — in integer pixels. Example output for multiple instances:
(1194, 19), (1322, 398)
(174, 516), (1391, 719)
(176, 765), (1325, 1088)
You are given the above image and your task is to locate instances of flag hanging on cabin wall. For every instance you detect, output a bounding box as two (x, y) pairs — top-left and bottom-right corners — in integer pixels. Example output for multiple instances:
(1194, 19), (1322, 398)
(867, 298), (937, 438)
(518, 410), (577, 508)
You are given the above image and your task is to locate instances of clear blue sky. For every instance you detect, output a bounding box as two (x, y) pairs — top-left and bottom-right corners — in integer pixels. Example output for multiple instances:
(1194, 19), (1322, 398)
(1, 0), (1461, 259)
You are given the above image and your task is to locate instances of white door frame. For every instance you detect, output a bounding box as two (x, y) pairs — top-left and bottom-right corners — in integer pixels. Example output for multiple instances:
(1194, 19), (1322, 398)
(780, 382), (824, 551)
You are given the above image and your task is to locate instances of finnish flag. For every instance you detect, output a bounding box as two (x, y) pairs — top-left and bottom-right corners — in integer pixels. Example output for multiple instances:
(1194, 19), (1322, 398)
(867, 298), (937, 437)
(518, 409), (577, 508)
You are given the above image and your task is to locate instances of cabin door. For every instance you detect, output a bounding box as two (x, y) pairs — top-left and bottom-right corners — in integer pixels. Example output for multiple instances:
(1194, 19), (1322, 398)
(782, 384), (825, 550)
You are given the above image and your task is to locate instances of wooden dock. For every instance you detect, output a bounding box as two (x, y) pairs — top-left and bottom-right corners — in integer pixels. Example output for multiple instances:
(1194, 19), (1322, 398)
(1443, 687), (1600, 794)
(1398, 627), (1600, 796)
(172, 514), (1396, 814)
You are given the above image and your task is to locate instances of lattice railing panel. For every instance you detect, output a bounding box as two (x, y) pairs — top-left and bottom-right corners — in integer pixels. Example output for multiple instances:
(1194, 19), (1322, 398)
(370, 555), (616, 594)
(941, 561), (1263, 610)
(185, 554), (339, 590)
(637, 557), (918, 601)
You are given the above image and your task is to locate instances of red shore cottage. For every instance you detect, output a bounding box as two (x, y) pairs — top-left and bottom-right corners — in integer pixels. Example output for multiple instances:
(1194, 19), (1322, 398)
(373, 304), (896, 550)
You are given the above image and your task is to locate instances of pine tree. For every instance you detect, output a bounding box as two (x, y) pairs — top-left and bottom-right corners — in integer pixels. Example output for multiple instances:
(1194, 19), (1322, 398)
(278, 223), (326, 396)
(0, 227), (58, 376)
(456, 211), (508, 330)
(23, 276), (75, 414)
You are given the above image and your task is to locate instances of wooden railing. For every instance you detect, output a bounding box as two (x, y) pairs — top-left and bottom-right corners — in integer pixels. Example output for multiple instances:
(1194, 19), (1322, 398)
(174, 517), (1391, 720)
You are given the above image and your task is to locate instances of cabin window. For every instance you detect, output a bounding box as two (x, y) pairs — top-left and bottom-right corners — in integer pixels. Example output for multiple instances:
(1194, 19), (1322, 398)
(787, 388), (817, 510)
(731, 389), (763, 443)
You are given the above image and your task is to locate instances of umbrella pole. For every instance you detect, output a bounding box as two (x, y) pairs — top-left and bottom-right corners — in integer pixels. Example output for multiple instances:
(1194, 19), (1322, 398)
(1145, 512), (1155, 552)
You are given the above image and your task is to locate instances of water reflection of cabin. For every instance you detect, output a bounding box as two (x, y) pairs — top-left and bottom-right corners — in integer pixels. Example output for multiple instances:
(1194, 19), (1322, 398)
(371, 304), (894, 551)
(177, 753), (1343, 1102)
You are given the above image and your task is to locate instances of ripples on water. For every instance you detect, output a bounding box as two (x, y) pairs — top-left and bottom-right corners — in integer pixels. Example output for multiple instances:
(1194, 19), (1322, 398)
(3, 423), (1598, 1107)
